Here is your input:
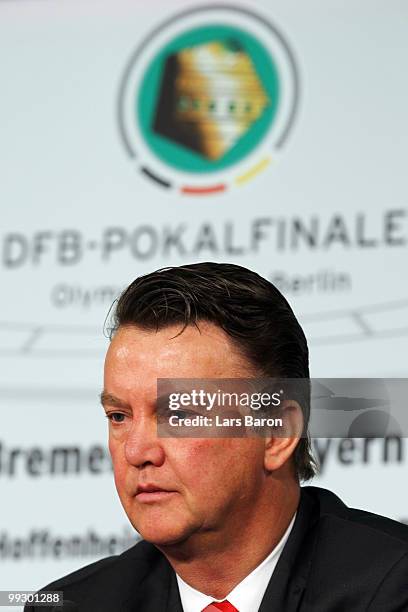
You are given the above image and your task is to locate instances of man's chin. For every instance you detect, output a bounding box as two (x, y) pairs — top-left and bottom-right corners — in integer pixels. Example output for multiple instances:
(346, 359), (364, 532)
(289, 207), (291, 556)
(144, 531), (190, 547)
(129, 517), (197, 547)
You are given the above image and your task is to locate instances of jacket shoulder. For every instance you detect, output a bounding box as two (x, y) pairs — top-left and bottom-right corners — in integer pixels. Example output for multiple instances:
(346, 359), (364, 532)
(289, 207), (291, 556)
(40, 555), (118, 591)
(299, 486), (408, 609)
(42, 539), (160, 590)
(26, 540), (162, 610)
(304, 485), (408, 546)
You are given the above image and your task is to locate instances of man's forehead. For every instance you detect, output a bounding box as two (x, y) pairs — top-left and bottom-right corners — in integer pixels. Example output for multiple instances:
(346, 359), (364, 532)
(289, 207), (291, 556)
(105, 322), (256, 379)
(108, 322), (234, 358)
(111, 321), (230, 342)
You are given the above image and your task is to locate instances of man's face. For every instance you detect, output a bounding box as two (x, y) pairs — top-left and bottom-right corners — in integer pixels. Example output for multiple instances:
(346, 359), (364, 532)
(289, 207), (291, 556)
(103, 322), (270, 547)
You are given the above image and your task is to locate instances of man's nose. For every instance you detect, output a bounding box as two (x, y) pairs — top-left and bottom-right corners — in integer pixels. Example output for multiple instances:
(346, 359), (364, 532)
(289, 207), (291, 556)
(124, 417), (165, 468)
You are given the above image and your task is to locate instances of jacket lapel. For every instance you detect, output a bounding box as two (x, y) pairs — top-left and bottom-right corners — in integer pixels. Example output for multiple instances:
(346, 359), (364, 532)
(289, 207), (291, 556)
(258, 488), (319, 612)
(166, 571), (184, 612)
(119, 551), (182, 612)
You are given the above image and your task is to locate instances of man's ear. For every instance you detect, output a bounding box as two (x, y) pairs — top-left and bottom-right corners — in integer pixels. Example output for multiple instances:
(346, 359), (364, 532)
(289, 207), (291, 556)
(263, 400), (304, 472)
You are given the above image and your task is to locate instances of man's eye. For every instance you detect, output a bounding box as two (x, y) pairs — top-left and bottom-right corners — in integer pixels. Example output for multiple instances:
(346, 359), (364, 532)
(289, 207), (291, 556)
(169, 410), (194, 421)
(106, 412), (126, 424)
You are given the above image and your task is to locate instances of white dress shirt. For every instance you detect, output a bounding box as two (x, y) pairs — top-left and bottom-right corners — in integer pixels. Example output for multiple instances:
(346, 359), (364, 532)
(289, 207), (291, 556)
(176, 512), (297, 612)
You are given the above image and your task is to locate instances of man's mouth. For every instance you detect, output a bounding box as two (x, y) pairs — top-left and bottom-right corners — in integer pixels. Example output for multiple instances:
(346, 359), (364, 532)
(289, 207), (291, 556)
(135, 484), (176, 503)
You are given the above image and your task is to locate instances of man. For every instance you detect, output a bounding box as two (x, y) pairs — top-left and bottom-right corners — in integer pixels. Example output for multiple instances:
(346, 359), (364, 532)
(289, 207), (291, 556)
(27, 263), (408, 611)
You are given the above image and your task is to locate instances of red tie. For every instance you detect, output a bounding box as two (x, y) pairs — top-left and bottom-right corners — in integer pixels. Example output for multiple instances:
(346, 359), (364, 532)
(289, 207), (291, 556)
(202, 602), (239, 612)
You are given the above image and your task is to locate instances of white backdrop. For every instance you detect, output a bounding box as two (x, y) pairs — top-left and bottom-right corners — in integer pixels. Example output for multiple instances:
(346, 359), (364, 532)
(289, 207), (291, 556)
(1, 0), (407, 595)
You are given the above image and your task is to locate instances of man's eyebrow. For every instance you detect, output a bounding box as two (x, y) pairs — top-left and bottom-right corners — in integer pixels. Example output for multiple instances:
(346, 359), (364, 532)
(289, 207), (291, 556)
(100, 392), (131, 410)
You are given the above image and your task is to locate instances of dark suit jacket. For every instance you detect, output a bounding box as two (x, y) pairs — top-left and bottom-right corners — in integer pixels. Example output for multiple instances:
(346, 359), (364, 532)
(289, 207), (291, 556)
(26, 486), (408, 611)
